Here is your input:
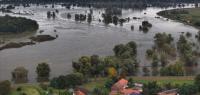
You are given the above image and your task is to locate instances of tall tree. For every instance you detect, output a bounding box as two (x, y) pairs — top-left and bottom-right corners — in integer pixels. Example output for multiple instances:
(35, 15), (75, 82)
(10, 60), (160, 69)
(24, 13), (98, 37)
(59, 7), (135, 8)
(36, 62), (51, 82)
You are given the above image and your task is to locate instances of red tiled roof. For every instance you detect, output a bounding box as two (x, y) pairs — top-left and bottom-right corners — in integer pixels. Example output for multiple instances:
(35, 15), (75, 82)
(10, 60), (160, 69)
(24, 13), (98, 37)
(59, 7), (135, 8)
(111, 79), (128, 91)
(121, 89), (140, 95)
(110, 79), (142, 95)
(75, 90), (86, 95)
(118, 79), (128, 85)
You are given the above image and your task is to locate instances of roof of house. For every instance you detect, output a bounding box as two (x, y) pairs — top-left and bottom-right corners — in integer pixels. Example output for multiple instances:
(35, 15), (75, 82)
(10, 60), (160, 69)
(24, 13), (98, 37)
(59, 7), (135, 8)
(118, 79), (128, 85)
(74, 87), (88, 95)
(121, 89), (141, 95)
(111, 79), (128, 91)
(75, 90), (86, 95)
(109, 89), (141, 95)
(157, 89), (178, 95)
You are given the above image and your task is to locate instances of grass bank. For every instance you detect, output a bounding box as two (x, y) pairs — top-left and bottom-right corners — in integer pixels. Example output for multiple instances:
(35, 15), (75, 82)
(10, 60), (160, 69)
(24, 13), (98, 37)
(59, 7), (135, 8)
(10, 83), (67, 95)
(157, 8), (200, 29)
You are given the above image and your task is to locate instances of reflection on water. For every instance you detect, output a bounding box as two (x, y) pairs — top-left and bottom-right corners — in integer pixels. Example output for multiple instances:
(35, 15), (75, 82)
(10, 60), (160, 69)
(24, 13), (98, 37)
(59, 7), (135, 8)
(0, 4), (199, 82)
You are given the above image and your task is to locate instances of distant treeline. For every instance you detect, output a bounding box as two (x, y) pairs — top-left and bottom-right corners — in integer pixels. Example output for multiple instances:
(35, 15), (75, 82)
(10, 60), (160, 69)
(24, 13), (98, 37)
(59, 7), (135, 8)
(0, 0), (199, 4)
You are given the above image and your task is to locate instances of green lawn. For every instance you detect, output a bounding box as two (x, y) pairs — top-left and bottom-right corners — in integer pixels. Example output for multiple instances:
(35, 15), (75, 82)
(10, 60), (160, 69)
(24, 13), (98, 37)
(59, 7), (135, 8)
(10, 84), (67, 95)
(81, 76), (194, 91)
(11, 85), (42, 95)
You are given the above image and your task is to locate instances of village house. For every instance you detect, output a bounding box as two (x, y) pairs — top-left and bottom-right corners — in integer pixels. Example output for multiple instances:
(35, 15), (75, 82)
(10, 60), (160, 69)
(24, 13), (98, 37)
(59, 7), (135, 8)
(74, 87), (89, 95)
(109, 79), (142, 95)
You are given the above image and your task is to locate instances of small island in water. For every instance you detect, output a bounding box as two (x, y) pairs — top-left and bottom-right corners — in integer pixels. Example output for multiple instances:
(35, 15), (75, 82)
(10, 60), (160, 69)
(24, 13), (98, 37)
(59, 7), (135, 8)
(0, 15), (39, 33)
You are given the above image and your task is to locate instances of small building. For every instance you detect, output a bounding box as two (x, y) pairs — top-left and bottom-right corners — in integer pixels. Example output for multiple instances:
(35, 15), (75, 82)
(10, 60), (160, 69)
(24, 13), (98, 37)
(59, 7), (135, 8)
(111, 79), (128, 91)
(12, 67), (28, 83)
(157, 89), (179, 95)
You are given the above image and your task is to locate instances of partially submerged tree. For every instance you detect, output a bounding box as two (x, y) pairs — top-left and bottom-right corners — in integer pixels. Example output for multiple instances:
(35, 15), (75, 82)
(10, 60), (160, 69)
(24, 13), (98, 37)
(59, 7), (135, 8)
(36, 62), (51, 82)
(0, 80), (11, 95)
(12, 67), (28, 83)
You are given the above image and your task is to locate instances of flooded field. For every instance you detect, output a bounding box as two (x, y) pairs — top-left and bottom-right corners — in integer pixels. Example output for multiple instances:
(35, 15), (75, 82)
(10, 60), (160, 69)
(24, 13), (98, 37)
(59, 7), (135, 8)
(0, 4), (199, 82)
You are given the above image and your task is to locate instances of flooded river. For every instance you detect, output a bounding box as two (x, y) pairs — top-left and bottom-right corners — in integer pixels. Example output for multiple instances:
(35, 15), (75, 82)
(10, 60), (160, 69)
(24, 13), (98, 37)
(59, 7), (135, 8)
(0, 4), (199, 82)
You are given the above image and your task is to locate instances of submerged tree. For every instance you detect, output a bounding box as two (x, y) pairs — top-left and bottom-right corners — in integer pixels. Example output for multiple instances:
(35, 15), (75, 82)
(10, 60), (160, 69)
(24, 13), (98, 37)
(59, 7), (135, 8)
(12, 67), (28, 83)
(36, 62), (51, 82)
(87, 13), (92, 23)
(0, 80), (11, 95)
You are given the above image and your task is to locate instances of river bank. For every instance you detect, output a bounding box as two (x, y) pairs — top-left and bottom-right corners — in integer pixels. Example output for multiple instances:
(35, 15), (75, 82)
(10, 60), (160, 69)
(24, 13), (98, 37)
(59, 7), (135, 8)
(157, 8), (200, 29)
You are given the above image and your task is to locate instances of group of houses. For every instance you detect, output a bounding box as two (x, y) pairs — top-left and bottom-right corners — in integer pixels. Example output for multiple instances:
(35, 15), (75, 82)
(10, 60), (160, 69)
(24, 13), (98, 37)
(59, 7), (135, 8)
(74, 78), (179, 95)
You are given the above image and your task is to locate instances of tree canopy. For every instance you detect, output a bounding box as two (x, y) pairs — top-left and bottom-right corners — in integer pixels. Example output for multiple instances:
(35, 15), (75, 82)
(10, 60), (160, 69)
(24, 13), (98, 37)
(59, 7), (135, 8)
(0, 15), (38, 33)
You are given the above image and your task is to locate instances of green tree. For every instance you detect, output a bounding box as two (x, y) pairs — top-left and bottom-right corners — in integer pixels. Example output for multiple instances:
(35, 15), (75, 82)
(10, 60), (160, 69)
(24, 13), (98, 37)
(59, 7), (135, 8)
(113, 41), (137, 59)
(65, 73), (84, 88)
(36, 62), (51, 82)
(50, 75), (66, 89)
(160, 61), (184, 76)
(127, 41), (137, 56)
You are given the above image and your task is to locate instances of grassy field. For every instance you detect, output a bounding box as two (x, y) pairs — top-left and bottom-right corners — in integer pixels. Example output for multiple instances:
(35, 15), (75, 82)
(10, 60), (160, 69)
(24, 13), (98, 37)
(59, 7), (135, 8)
(157, 8), (200, 29)
(10, 83), (67, 95)
(11, 84), (43, 95)
(9, 76), (195, 94)
(81, 76), (194, 91)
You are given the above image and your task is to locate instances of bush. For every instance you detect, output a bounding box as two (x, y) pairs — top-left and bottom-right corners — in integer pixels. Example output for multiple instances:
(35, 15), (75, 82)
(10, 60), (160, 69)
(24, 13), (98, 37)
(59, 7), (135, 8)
(179, 84), (198, 95)
(143, 81), (161, 95)
(16, 87), (22, 91)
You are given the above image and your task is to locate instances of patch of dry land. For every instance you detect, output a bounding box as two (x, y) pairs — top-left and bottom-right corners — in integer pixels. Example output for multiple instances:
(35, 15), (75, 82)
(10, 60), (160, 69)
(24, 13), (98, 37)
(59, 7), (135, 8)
(157, 8), (200, 29)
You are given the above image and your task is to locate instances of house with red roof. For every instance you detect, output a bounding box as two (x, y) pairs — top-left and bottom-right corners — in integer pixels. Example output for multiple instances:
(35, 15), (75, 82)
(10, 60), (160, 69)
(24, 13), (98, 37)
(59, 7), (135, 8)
(73, 87), (88, 95)
(109, 79), (142, 95)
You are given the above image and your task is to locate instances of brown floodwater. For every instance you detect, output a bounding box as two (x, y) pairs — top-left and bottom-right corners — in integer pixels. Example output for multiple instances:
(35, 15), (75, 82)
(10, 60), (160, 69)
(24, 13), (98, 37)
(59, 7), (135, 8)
(0, 4), (199, 82)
